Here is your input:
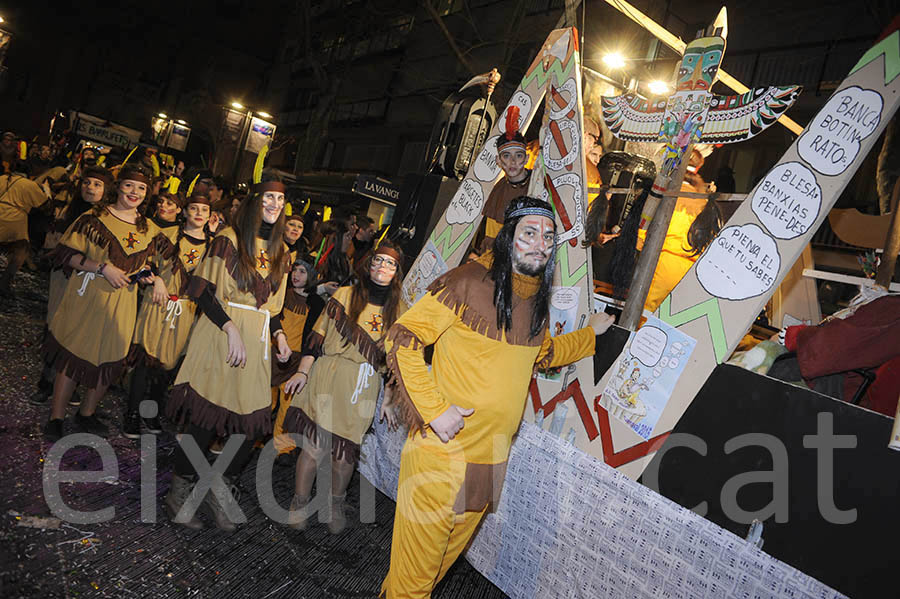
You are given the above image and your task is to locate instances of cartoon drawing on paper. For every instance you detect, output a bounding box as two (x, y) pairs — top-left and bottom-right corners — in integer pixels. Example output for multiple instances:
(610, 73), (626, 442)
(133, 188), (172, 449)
(600, 315), (697, 439)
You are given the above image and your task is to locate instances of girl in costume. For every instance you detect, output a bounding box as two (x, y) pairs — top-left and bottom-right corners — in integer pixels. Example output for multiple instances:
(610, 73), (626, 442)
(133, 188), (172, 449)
(282, 241), (405, 533)
(145, 189), (183, 233)
(30, 166), (114, 406)
(43, 165), (169, 440)
(269, 257), (319, 455)
(164, 178), (292, 531)
(124, 190), (212, 438)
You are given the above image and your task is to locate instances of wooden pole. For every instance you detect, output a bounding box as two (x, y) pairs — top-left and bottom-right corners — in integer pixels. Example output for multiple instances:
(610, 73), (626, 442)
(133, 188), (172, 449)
(619, 149), (692, 330)
(875, 178), (900, 289)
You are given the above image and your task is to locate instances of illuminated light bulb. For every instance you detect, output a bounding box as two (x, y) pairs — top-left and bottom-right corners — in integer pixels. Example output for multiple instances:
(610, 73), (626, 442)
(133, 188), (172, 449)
(603, 53), (626, 69)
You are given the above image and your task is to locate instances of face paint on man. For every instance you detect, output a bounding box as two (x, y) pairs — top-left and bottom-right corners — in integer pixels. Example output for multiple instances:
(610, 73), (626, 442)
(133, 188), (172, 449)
(512, 215), (555, 276)
(261, 191), (285, 223)
(497, 147), (528, 183)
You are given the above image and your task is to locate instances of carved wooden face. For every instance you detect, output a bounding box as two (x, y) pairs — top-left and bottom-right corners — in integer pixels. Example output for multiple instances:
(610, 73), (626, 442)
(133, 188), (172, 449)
(677, 37), (725, 91)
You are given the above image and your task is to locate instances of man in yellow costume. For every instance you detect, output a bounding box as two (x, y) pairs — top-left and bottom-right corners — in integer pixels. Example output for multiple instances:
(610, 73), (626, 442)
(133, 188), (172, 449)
(380, 196), (615, 597)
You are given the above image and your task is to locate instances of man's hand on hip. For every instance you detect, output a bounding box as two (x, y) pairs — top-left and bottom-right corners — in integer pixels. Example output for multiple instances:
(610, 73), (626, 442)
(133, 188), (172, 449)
(429, 405), (475, 443)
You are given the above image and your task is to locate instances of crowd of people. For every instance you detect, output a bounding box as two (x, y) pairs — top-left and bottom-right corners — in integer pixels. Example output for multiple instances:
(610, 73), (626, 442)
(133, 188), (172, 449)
(0, 128), (616, 597)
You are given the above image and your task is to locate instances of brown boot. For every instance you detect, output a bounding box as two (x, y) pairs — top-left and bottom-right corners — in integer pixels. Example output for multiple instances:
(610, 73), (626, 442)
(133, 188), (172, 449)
(287, 494), (311, 530)
(165, 474), (204, 530)
(202, 476), (242, 532)
(327, 494), (347, 534)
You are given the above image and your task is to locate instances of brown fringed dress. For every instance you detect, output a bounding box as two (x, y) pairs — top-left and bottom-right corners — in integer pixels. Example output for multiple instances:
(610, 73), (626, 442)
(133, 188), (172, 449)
(284, 284), (398, 462)
(167, 227), (288, 437)
(43, 208), (163, 387)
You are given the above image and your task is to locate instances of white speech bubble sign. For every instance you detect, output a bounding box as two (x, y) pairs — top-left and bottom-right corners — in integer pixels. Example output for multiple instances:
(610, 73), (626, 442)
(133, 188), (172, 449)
(419, 250), (437, 276)
(446, 179), (485, 225)
(696, 224), (781, 300)
(659, 357), (669, 368)
(750, 162), (822, 239)
(671, 342), (683, 353)
(551, 287), (579, 311)
(631, 326), (667, 367)
(474, 135), (501, 182)
(798, 86), (883, 176)
(653, 367), (662, 378)
(501, 92), (533, 131)
(668, 358), (679, 370)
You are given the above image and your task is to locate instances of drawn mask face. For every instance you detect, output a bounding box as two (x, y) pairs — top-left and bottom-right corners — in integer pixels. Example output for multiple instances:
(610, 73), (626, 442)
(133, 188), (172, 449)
(677, 38), (724, 91)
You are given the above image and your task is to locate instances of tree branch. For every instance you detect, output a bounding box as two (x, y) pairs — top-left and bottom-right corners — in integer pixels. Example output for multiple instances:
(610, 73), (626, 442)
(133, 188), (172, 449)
(423, 0), (478, 76)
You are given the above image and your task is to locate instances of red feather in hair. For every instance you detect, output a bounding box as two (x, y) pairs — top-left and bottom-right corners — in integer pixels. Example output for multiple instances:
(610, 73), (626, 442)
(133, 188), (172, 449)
(504, 106), (520, 141)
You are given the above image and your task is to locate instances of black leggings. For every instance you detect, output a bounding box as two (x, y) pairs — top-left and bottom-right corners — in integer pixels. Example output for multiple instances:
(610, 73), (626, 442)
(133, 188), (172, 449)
(128, 362), (172, 414)
(171, 423), (256, 478)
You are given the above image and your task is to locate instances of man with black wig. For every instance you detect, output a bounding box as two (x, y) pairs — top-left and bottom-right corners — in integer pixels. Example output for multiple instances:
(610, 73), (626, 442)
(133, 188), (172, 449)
(380, 196), (614, 597)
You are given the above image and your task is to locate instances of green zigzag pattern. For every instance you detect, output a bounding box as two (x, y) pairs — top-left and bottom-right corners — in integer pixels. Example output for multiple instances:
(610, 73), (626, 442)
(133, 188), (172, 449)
(658, 295), (728, 363)
(430, 223), (474, 261)
(848, 30), (900, 85)
(520, 54), (576, 89)
(555, 244), (587, 287)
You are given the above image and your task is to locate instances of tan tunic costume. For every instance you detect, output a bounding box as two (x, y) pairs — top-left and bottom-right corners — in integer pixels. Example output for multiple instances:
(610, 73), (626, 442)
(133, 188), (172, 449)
(270, 288), (311, 454)
(168, 227), (289, 437)
(0, 174), (48, 244)
(131, 227), (208, 370)
(284, 285), (396, 461)
(44, 209), (163, 387)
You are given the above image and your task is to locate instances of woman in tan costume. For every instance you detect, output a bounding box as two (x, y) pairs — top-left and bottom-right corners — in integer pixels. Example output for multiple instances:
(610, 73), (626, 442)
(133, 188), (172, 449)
(43, 165), (168, 440)
(282, 241), (405, 534)
(125, 190), (211, 438)
(164, 179), (292, 531)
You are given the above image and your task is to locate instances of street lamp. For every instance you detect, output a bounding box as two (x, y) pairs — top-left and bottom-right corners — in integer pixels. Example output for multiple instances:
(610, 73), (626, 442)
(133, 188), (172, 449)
(158, 112), (168, 119)
(603, 53), (626, 69)
(176, 119), (187, 125)
(213, 100), (274, 182)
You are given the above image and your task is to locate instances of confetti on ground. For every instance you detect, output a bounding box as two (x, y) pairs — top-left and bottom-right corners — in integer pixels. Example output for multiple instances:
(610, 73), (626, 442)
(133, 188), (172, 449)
(15, 515), (62, 530)
(0, 257), (507, 598)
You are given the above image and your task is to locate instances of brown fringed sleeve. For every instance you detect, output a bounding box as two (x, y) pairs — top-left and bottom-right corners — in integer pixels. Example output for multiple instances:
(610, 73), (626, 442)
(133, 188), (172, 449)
(383, 291), (459, 435)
